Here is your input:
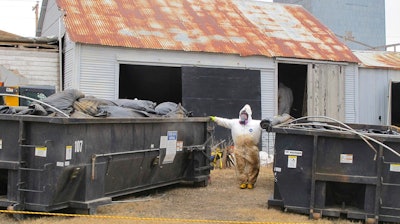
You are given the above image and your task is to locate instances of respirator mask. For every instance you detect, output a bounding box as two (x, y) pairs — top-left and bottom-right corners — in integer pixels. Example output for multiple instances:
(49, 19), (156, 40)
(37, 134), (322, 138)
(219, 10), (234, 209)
(239, 113), (248, 125)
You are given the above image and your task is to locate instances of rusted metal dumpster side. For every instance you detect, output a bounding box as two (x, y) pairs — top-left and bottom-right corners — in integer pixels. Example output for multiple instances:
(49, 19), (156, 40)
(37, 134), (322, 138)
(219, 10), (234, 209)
(265, 121), (400, 223)
(0, 115), (211, 214)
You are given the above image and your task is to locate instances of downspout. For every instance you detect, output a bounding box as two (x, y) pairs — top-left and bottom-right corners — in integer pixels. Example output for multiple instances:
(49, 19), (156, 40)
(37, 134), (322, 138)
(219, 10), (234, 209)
(58, 9), (65, 92)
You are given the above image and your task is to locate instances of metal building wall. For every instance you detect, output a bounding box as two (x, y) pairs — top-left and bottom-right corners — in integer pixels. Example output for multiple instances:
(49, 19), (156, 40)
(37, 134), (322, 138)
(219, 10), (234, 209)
(260, 67), (276, 154)
(63, 34), (77, 90)
(344, 63), (358, 123)
(358, 68), (400, 126)
(358, 68), (389, 125)
(389, 70), (400, 82)
(0, 47), (59, 90)
(274, 0), (386, 50)
(66, 43), (278, 100)
(62, 43), (278, 151)
(39, 0), (64, 37)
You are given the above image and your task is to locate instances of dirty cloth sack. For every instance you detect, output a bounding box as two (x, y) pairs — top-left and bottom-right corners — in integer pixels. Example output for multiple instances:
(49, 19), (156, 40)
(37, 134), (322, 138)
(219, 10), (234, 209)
(155, 102), (191, 117)
(73, 96), (115, 117)
(0, 106), (16, 114)
(17, 103), (47, 116)
(97, 105), (151, 118)
(113, 99), (156, 113)
(42, 89), (85, 115)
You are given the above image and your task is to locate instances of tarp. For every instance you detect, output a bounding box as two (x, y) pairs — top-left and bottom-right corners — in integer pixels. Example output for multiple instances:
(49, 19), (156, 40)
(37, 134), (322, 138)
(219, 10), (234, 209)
(1, 89), (192, 118)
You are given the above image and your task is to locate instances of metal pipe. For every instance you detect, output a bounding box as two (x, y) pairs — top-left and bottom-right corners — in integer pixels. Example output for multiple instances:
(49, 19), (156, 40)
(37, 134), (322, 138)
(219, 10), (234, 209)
(281, 122), (400, 158)
(276, 116), (379, 157)
(91, 148), (160, 181)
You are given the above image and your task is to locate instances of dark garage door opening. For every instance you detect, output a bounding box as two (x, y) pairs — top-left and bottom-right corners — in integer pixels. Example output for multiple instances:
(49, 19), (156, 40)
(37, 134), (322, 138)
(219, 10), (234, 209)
(119, 64), (182, 104)
(278, 63), (307, 118)
(391, 82), (400, 126)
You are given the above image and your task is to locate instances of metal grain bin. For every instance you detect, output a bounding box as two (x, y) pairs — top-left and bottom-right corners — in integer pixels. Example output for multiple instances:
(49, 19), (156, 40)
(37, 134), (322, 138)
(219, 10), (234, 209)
(0, 115), (211, 214)
(264, 121), (400, 223)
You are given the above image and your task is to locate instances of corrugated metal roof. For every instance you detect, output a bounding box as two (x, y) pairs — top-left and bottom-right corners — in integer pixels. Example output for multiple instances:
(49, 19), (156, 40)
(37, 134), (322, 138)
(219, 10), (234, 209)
(57, 0), (359, 63)
(353, 51), (400, 70)
(0, 30), (27, 41)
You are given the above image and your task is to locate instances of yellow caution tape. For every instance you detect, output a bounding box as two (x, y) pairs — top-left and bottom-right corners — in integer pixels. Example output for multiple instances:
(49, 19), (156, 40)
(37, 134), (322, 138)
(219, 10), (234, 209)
(0, 209), (312, 223)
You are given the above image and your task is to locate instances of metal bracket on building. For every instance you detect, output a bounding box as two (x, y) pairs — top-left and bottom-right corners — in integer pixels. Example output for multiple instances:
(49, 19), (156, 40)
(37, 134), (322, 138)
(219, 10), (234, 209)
(91, 149), (161, 181)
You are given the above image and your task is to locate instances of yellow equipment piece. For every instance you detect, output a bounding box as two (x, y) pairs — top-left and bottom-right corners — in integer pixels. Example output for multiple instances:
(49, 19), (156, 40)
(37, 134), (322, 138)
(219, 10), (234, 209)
(1, 87), (19, 106)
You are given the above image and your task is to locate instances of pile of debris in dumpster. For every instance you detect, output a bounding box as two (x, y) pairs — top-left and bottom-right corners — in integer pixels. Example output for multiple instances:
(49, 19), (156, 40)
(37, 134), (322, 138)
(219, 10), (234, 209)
(0, 89), (191, 118)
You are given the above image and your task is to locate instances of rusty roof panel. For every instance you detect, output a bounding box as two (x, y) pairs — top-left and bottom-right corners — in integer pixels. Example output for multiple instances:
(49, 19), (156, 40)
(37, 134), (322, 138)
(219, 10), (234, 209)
(353, 51), (400, 70)
(57, 0), (359, 63)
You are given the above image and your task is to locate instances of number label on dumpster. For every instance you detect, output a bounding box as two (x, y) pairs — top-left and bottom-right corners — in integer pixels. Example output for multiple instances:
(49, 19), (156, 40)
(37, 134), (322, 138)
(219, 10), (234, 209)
(75, 140), (83, 153)
(0, 139), (2, 149)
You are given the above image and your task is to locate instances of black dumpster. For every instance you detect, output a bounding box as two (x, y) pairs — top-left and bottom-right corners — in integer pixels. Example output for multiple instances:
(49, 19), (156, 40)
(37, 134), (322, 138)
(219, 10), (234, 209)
(0, 114), (211, 214)
(264, 120), (400, 223)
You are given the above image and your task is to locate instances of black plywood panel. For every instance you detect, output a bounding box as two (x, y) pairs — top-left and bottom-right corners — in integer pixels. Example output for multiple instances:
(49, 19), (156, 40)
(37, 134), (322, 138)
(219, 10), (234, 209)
(182, 67), (261, 141)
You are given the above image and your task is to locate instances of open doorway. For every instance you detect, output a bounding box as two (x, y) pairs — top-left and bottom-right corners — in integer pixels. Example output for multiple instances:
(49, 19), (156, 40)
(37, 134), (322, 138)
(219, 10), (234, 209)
(391, 82), (400, 126)
(119, 64), (182, 104)
(278, 63), (307, 118)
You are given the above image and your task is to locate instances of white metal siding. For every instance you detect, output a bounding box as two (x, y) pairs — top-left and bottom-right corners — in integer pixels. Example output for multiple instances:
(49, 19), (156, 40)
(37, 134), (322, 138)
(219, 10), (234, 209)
(344, 63), (358, 123)
(0, 47), (59, 89)
(40, 0), (65, 37)
(388, 70), (400, 82)
(79, 45), (116, 100)
(260, 68), (275, 153)
(63, 34), (75, 90)
(358, 68), (389, 125)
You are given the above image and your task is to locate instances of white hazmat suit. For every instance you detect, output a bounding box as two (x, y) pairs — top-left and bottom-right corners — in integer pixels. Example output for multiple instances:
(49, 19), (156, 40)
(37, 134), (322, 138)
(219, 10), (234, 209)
(211, 104), (261, 189)
(278, 82), (293, 115)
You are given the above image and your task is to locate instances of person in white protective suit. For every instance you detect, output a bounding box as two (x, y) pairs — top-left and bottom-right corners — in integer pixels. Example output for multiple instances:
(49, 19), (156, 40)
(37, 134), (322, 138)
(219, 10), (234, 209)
(210, 104), (262, 189)
(278, 82), (293, 115)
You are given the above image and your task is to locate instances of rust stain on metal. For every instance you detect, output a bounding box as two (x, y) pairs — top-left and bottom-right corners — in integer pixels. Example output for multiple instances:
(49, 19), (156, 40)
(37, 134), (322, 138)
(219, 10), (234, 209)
(57, 0), (359, 63)
(353, 51), (400, 70)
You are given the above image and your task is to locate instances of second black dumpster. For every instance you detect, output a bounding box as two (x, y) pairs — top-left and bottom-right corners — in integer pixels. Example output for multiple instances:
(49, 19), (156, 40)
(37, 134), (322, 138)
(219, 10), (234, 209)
(263, 119), (400, 223)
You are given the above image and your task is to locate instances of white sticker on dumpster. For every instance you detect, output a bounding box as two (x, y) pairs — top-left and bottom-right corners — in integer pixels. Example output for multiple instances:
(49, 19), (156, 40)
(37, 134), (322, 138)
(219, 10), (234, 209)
(287, 155), (297, 168)
(160, 136), (167, 149)
(284, 150), (302, 156)
(0, 139), (2, 149)
(390, 164), (400, 172)
(66, 146), (72, 160)
(340, 154), (353, 164)
(35, 146), (47, 157)
(163, 131), (178, 164)
(176, 141), (183, 151)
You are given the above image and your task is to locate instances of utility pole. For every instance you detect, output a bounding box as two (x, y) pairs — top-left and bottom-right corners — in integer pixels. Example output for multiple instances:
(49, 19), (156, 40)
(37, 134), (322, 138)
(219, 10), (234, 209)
(32, 1), (39, 36)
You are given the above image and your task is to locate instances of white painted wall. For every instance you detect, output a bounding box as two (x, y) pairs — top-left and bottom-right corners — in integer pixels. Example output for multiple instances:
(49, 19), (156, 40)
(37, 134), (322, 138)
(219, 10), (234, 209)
(0, 47), (59, 90)
(358, 67), (400, 125)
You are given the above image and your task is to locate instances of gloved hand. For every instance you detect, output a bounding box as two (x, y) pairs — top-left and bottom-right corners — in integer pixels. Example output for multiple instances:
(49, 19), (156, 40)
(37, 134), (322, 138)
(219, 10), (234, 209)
(209, 116), (216, 122)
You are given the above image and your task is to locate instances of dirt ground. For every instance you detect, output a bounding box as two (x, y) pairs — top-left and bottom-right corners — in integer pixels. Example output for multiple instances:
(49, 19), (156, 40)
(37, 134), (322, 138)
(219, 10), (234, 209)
(0, 165), (359, 224)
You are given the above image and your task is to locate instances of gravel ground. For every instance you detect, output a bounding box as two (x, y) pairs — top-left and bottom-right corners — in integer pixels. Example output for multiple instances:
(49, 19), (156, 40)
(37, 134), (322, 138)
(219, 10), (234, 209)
(0, 165), (360, 224)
